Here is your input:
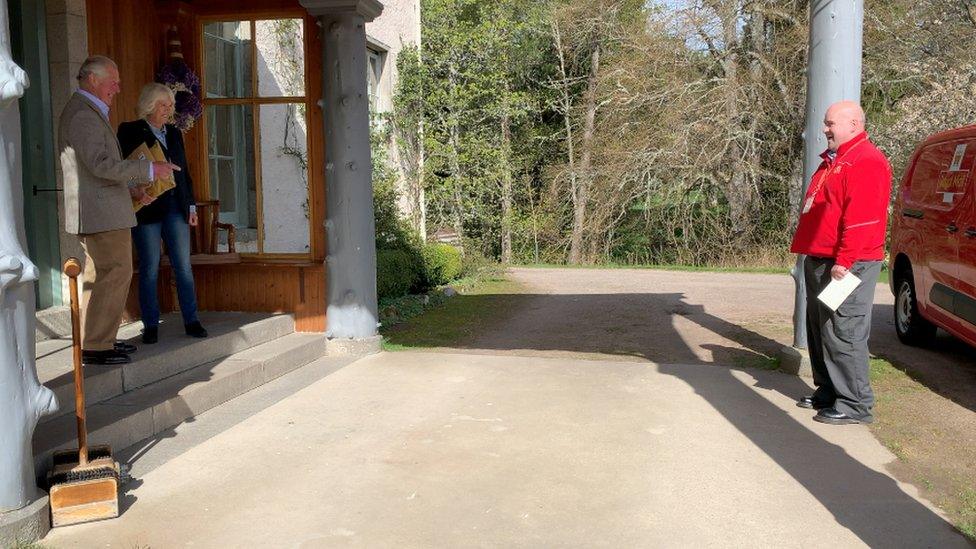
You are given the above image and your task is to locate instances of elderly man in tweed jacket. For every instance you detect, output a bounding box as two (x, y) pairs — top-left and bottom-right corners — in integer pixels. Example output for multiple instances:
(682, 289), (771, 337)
(60, 55), (178, 365)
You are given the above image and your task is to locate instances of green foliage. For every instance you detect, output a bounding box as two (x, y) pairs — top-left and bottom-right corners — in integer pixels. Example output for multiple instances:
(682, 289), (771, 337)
(422, 243), (463, 286)
(399, 0), (976, 270)
(373, 119), (429, 300)
(376, 248), (422, 300)
(418, 0), (559, 259)
(372, 121), (419, 253)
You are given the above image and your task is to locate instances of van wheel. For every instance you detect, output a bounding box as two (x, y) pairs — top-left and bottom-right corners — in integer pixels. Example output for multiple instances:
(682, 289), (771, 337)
(894, 269), (936, 346)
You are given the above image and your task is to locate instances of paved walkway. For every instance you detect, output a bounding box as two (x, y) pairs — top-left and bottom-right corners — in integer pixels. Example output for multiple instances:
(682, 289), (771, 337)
(44, 268), (974, 547)
(46, 351), (966, 547)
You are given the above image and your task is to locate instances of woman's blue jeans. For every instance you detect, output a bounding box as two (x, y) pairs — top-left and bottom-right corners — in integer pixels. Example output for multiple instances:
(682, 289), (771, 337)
(132, 212), (200, 328)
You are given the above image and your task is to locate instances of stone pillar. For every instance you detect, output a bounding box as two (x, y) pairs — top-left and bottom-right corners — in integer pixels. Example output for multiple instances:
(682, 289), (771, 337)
(46, 0), (88, 303)
(0, 0), (58, 517)
(301, 0), (384, 345)
(783, 0), (864, 374)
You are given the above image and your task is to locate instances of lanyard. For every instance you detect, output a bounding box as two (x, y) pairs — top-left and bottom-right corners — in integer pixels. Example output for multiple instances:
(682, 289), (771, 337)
(807, 136), (868, 203)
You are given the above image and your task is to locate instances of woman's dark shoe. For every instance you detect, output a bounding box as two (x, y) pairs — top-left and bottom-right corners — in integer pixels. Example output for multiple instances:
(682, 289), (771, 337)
(185, 322), (208, 338)
(82, 349), (131, 365)
(114, 341), (137, 354)
(142, 326), (159, 344)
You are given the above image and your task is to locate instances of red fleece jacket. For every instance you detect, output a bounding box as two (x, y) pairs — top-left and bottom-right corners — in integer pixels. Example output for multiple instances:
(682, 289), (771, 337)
(790, 132), (892, 268)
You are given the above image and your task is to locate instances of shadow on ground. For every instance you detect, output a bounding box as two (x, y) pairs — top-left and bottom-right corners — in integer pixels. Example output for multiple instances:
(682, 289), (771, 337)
(386, 292), (976, 413)
(384, 291), (974, 545)
(870, 303), (976, 413)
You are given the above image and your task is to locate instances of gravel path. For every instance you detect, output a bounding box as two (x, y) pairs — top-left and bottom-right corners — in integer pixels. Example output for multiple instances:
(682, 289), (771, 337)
(468, 268), (976, 410)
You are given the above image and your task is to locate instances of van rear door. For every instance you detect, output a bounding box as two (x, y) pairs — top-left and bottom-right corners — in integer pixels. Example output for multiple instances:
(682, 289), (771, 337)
(902, 139), (971, 329)
(956, 175), (976, 335)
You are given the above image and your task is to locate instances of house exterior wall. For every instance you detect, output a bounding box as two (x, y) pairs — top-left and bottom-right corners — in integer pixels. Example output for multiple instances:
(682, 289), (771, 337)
(366, 0), (424, 236)
(365, 0), (420, 114)
(255, 19), (312, 254)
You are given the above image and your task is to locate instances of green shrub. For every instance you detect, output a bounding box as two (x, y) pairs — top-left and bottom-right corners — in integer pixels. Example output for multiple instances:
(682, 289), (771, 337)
(422, 243), (463, 286)
(458, 249), (494, 278)
(377, 249), (421, 299)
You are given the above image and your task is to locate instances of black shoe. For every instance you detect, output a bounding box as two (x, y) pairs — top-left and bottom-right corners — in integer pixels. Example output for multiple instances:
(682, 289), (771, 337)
(82, 349), (132, 365)
(114, 341), (137, 354)
(142, 327), (158, 345)
(185, 322), (208, 338)
(813, 407), (866, 425)
(796, 395), (831, 410)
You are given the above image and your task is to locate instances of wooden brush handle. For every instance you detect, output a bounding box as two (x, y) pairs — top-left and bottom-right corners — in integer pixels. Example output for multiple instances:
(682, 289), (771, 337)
(63, 258), (88, 466)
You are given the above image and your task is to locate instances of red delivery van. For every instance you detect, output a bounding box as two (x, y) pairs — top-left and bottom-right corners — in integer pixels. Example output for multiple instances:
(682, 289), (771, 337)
(890, 125), (976, 348)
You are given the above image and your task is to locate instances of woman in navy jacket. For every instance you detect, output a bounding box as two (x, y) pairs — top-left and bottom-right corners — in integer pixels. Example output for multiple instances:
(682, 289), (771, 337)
(118, 83), (207, 344)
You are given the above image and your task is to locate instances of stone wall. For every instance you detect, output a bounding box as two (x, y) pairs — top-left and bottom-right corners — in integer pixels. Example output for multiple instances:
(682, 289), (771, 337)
(45, 0), (88, 306)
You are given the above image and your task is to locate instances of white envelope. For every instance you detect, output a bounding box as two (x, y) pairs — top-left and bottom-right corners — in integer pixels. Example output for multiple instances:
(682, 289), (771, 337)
(817, 272), (862, 311)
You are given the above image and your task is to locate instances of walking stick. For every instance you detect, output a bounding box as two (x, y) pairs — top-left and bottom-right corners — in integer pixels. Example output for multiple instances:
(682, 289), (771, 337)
(65, 258), (88, 466)
(48, 258), (121, 527)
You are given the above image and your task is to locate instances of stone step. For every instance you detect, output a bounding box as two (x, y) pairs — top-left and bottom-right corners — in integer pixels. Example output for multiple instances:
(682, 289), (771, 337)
(36, 311), (295, 424)
(35, 306), (71, 342)
(33, 331), (327, 475)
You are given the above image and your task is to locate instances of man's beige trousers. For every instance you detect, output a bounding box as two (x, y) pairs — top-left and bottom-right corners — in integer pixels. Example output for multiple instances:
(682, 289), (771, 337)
(79, 229), (132, 351)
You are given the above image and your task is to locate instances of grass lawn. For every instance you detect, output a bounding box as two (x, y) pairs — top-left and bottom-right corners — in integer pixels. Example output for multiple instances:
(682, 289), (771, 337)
(869, 357), (976, 541)
(381, 274), (527, 350)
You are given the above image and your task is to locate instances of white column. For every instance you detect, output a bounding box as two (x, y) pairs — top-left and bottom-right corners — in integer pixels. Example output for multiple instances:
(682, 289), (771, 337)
(301, 0), (384, 341)
(0, 0), (58, 513)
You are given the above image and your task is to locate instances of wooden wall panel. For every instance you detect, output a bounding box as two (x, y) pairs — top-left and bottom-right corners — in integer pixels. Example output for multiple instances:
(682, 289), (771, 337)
(304, 14), (326, 262)
(125, 263), (326, 332)
(188, 0), (304, 18)
(85, 0), (163, 125)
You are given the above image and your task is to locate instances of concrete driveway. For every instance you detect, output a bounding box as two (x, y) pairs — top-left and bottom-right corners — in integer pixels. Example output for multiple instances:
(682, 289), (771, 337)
(44, 351), (967, 548)
(44, 268), (974, 547)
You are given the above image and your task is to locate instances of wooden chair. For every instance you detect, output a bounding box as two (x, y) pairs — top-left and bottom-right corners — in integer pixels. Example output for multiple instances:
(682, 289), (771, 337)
(192, 200), (237, 255)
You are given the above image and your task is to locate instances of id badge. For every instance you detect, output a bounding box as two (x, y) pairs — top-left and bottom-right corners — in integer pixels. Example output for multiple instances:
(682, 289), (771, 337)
(802, 197), (813, 214)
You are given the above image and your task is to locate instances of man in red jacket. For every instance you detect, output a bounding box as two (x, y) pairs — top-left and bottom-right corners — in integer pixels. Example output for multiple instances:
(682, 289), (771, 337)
(790, 100), (892, 425)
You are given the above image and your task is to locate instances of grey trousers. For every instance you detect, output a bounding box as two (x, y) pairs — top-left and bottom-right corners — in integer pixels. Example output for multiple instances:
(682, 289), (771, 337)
(804, 257), (881, 422)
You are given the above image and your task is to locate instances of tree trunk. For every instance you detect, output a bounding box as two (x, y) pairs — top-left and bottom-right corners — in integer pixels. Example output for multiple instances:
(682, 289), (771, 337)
(447, 60), (465, 251)
(551, 20), (579, 264)
(500, 104), (513, 264)
(719, 4), (753, 244)
(570, 43), (600, 265)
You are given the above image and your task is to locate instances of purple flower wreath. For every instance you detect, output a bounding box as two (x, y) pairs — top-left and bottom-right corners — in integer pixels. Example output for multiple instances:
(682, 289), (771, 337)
(156, 59), (203, 132)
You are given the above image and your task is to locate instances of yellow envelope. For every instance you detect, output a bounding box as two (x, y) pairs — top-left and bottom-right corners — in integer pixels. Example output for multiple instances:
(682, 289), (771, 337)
(129, 142), (176, 212)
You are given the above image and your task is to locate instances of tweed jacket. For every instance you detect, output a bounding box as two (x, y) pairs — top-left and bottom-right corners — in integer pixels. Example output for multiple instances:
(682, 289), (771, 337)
(59, 92), (151, 235)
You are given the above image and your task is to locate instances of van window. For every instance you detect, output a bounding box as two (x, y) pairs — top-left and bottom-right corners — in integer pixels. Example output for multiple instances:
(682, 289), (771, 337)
(907, 140), (974, 211)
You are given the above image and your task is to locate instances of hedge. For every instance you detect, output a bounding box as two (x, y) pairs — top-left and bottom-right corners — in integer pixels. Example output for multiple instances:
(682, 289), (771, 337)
(376, 248), (422, 300)
(422, 243), (463, 286)
(377, 243), (465, 301)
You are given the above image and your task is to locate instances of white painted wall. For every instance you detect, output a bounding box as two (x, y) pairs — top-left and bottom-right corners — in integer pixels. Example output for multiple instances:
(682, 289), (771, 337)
(366, 0), (425, 236)
(255, 19), (311, 254)
(366, 0), (421, 114)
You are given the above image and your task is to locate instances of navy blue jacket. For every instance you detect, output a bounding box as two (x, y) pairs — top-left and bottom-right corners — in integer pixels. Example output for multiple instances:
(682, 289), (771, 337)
(117, 120), (196, 225)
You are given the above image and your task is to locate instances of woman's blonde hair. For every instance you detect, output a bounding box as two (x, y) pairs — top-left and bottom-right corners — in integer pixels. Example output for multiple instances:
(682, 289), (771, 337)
(137, 83), (175, 120)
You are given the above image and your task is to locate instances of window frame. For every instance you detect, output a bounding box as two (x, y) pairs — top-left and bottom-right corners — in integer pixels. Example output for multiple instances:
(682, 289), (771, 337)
(199, 15), (314, 258)
(367, 47), (384, 111)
